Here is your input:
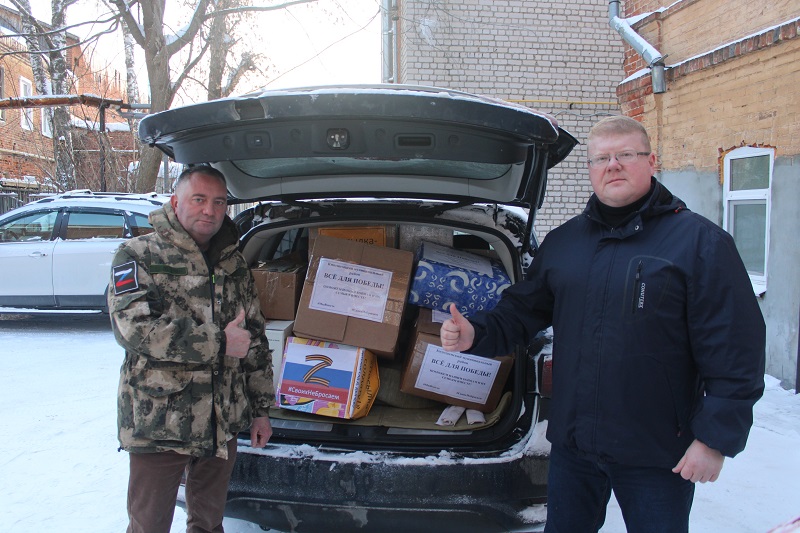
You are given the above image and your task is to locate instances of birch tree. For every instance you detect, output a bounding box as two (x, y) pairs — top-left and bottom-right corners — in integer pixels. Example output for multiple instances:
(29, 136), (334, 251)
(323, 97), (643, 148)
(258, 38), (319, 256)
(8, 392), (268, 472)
(8, 0), (320, 192)
(11, 0), (78, 191)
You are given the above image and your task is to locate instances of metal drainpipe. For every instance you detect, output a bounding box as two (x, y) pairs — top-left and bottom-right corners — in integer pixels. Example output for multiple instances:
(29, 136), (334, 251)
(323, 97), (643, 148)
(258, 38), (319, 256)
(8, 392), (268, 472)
(609, 0), (667, 94)
(381, 0), (396, 83)
(391, 0), (398, 83)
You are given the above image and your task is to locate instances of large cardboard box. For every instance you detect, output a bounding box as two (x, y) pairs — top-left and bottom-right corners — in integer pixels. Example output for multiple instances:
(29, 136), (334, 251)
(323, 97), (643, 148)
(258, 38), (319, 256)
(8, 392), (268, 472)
(293, 235), (414, 358)
(309, 225), (398, 253)
(276, 337), (379, 420)
(252, 256), (306, 320)
(265, 320), (294, 402)
(408, 241), (512, 316)
(400, 331), (513, 412)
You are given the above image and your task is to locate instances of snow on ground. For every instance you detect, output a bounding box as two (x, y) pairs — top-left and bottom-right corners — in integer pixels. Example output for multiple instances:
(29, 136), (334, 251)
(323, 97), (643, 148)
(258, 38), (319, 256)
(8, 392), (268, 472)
(1, 311), (798, 533)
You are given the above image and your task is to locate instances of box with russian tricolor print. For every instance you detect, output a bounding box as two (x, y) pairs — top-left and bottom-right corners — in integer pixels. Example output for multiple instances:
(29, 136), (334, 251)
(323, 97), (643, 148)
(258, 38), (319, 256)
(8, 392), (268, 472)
(276, 337), (380, 420)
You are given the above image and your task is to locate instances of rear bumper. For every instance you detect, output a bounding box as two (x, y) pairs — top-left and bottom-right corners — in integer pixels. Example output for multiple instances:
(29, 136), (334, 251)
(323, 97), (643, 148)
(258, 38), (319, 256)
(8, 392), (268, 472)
(223, 441), (549, 533)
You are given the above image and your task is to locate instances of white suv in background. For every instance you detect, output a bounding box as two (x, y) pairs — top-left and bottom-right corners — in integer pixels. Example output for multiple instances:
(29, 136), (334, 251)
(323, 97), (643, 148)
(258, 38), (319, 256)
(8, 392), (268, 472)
(0, 191), (168, 311)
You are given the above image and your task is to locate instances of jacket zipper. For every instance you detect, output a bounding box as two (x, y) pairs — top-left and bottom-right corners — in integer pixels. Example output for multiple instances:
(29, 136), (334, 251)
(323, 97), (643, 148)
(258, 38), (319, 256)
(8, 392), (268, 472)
(210, 273), (216, 320)
(631, 260), (643, 313)
(209, 269), (218, 455)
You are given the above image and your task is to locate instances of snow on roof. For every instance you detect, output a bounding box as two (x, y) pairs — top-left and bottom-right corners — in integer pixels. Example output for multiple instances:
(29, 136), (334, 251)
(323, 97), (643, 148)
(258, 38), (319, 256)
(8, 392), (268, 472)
(667, 15), (800, 71)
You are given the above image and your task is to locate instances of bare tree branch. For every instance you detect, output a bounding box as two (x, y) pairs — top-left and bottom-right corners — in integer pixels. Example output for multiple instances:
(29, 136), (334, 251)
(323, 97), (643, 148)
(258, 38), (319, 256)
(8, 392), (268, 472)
(0, 20), (121, 61)
(171, 33), (214, 96)
(163, 0), (213, 57)
(110, 0), (145, 45)
(207, 0), (318, 19)
(222, 51), (257, 98)
(1, 13), (123, 40)
(268, 6), (379, 86)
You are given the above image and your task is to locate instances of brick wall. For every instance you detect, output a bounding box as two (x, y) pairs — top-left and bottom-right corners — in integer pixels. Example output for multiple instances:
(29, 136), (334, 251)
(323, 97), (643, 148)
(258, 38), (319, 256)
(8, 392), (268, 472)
(618, 18), (800, 172)
(0, 4), (131, 191)
(396, 0), (625, 236)
(0, 33), (56, 180)
(627, 0), (799, 69)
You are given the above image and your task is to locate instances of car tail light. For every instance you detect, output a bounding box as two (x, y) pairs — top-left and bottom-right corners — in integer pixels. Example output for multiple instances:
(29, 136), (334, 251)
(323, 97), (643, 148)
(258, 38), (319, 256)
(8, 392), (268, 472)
(540, 353), (553, 398)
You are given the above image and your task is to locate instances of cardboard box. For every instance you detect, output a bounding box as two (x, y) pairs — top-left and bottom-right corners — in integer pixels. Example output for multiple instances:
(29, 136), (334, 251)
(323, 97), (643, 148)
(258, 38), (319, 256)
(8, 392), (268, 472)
(309, 225), (398, 252)
(293, 235), (414, 358)
(399, 224), (453, 252)
(276, 337), (379, 420)
(252, 257), (306, 320)
(265, 320), (294, 401)
(400, 331), (513, 412)
(414, 306), (449, 336)
(408, 241), (512, 316)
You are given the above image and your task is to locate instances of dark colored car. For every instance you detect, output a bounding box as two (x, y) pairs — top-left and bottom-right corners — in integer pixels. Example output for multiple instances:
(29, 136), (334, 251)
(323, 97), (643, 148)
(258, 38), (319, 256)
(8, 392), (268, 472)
(138, 85), (577, 533)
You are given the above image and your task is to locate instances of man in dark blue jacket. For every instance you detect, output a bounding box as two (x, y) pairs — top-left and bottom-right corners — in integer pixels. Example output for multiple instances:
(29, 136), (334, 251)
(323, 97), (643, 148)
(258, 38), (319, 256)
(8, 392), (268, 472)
(441, 115), (766, 533)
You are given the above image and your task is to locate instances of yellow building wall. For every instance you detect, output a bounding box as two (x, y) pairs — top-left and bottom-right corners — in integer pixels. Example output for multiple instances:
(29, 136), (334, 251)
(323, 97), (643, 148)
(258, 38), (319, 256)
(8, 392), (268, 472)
(636, 0), (799, 66)
(639, 36), (800, 172)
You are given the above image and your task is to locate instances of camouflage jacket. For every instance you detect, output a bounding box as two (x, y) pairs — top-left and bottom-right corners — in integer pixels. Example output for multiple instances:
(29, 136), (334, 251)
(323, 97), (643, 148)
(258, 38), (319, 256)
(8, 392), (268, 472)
(108, 202), (273, 459)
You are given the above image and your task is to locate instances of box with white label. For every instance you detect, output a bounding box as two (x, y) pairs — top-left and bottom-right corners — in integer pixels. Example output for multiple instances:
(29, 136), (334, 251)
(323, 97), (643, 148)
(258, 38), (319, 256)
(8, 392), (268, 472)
(293, 235), (414, 359)
(400, 331), (513, 412)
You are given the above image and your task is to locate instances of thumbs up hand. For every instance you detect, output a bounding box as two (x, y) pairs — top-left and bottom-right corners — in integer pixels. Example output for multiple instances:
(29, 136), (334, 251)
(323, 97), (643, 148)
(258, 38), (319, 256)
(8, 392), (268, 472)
(440, 304), (475, 353)
(224, 308), (250, 359)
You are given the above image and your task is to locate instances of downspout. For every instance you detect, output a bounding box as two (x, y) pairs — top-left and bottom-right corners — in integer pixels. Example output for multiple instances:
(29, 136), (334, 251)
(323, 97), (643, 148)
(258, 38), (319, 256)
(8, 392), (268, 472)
(381, 0), (397, 83)
(609, 0), (666, 94)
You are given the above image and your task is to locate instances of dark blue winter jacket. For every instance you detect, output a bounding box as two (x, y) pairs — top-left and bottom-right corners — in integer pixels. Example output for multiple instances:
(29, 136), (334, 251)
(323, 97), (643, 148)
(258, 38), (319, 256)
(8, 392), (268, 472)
(469, 179), (766, 468)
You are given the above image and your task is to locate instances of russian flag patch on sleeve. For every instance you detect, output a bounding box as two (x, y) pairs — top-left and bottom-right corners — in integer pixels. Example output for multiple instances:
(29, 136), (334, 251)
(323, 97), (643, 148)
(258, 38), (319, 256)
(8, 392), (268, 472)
(113, 261), (140, 295)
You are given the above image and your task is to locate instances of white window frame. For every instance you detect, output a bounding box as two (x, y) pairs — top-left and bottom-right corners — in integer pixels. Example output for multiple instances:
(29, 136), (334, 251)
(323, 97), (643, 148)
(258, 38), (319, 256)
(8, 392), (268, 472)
(19, 77), (33, 130)
(41, 108), (53, 138)
(40, 78), (53, 137)
(722, 146), (773, 296)
(0, 67), (5, 122)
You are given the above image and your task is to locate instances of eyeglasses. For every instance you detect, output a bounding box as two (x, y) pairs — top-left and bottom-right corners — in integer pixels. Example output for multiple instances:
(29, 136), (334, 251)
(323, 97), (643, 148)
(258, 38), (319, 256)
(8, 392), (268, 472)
(587, 151), (651, 168)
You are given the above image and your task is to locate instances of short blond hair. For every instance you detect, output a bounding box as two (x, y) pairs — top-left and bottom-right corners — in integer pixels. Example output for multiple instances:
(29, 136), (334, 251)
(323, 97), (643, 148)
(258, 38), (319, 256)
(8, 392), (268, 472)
(588, 115), (651, 152)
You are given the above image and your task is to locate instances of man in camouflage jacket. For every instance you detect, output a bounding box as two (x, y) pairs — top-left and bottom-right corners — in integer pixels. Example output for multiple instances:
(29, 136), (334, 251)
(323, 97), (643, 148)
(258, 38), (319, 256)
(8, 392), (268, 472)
(109, 166), (273, 533)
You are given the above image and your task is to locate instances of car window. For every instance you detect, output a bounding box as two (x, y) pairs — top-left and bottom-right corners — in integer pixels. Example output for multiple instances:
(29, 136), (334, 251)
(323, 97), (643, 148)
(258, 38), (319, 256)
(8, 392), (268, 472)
(64, 211), (126, 240)
(273, 228), (307, 260)
(130, 212), (155, 237)
(0, 210), (57, 242)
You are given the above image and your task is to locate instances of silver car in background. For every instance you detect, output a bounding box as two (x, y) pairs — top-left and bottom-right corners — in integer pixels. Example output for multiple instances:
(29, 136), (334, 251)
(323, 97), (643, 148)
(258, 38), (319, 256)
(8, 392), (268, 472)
(0, 191), (168, 311)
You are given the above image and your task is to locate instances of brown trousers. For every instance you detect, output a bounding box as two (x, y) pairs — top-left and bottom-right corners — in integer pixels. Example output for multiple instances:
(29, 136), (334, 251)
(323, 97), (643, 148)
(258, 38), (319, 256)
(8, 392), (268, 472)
(126, 439), (237, 533)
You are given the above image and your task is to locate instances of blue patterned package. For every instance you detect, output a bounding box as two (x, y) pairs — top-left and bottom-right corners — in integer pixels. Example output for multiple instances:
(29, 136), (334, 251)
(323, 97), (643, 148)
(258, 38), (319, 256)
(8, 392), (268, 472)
(408, 241), (512, 316)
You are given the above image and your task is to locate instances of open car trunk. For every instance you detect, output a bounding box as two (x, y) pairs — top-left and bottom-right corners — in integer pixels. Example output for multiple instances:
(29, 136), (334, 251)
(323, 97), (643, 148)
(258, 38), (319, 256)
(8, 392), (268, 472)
(237, 201), (545, 454)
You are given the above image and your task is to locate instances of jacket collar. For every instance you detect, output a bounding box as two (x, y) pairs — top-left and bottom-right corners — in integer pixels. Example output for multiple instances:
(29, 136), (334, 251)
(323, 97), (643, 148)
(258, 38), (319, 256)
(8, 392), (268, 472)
(583, 177), (687, 237)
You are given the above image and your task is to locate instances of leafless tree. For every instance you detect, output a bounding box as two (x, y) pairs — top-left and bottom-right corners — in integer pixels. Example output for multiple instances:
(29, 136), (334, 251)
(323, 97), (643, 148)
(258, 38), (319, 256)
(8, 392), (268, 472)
(109, 0), (318, 192)
(10, 0), (79, 191)
(6, 0), (322, 192)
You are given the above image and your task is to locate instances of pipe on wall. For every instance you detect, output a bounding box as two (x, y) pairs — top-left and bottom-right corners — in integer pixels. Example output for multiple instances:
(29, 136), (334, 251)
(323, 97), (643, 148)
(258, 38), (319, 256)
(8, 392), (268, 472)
(609, 0), (667, 94)
(381, 0), (397, 83)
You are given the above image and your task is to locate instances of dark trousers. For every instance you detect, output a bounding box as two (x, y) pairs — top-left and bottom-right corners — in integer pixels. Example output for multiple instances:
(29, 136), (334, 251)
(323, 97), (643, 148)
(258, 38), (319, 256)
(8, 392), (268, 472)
(544, 444), (695, 533)
(127, 438), (237, 533)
